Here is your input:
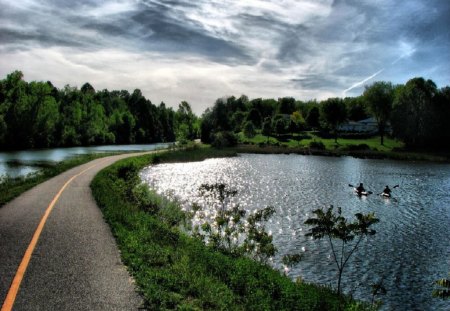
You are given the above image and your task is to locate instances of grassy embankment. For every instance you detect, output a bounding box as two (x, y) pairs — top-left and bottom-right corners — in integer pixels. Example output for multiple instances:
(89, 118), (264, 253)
(0, 153), (120, 207)
(237, 132), (450, 162)
(91, 145), (374, 310)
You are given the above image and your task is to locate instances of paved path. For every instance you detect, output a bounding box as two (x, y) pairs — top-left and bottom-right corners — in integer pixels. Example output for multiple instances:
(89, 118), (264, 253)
(0, 153), (151, 310)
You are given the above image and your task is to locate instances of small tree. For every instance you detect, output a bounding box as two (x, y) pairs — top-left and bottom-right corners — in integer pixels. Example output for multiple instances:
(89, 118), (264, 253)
(305, 205), (379, 295)
(261, 117), (272, 143)
(306, 106), (320, 130)
(192, 183), (276, 262)
(363, 81), (394, 145)
(243, 120), (256, 138)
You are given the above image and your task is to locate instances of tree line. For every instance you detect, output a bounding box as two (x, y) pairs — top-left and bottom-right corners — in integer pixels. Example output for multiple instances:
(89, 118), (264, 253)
(201, 77), (450, 149)
(1, 70), (449, 151)
(0, 71), (199, 150)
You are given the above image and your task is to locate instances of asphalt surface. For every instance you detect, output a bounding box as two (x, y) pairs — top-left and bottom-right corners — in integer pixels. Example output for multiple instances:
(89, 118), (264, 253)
(0, 153), (150, 310)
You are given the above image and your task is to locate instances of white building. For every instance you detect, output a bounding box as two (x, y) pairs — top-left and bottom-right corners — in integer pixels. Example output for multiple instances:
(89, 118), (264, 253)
(339, 117), (389, 134)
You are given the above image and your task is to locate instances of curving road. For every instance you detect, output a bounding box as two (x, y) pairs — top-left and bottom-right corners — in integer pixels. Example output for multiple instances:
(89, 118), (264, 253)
(0, 153), (150, 310)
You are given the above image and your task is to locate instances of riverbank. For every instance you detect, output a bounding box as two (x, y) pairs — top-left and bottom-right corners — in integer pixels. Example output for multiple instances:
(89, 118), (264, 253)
(233, 143), (450, 162)
(91, 145), (375, 310)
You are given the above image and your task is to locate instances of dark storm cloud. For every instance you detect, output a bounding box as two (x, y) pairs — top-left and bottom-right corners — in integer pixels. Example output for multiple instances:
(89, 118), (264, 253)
(127, 8), (251, 63)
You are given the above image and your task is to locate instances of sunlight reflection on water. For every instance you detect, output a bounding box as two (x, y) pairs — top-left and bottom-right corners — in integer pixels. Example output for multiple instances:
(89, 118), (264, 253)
(140, 154), (450, 310)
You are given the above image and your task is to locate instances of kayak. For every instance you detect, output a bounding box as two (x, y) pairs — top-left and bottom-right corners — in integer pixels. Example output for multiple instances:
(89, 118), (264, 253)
(354, 188), (371, 196)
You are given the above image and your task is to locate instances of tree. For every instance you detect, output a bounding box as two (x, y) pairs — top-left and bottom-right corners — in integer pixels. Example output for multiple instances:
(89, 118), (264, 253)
(273, 115), (289, 136)
(243, 120), (256, 138)
(200, 109), (214, 143)
(306, 106), (320, 130)
(230, 111), (246, 132)
(192, 183), (276, 262)
(278, 97), (296, 115)
(345, 96), (368, 121)
(320, 98), (347, 143)
(261, 117), (272, 143)
(3, 70), (34, 149)
(29, 81), (59, 147)
(290, 111), (305, 133)
(80, 82), (95, 94)
(246, 108), (262, 129)
(59, 86), (83, 146)
(211, 98), (232, 131)
(391, 78), (438, 148)
(305, 205), (379, 296)
(158, 102), (176, 142)
(176, 101), (197, 140)
(109, 110), (136, 144)
(363, 81), (394, 145)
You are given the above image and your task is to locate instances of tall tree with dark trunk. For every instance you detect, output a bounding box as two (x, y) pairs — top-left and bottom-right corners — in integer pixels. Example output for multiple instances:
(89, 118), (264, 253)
(363, 81), (394, 145)
(320, 98), (347, 143)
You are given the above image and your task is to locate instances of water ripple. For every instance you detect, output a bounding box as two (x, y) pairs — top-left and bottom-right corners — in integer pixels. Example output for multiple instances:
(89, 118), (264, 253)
(140, 154), (450, 311)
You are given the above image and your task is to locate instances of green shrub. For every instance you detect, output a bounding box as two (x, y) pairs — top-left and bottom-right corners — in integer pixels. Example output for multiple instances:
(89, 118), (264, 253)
(211, 131), (238, 148)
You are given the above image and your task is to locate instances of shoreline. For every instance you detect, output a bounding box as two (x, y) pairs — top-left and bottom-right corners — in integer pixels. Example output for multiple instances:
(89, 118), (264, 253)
(231, 143), (450, 163)
(90, 148), (374, 310)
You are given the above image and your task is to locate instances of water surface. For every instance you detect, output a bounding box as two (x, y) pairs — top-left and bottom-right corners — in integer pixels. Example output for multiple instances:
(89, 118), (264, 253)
(0, 143), (170, 178)
(140, 154), (450, 310)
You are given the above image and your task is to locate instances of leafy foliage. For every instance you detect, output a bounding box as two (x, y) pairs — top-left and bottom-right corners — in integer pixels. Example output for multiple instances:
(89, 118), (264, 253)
(433, 275), (450, 299)
(0, 70), (197, 150)
(192, 183), (276, 263)
(363, 81), (395, 145)
(391, 77), (450, 149)
(243, 120), (256, 138)
(305, 205), (379, 295)
(319, 98), (347, 143)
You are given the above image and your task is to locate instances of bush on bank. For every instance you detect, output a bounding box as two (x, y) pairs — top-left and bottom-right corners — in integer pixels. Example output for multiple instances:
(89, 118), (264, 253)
(91, 147), (374, 310)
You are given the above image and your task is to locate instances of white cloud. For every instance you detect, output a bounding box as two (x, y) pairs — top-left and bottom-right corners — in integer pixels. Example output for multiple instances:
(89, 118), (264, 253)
(0, 46), (337, 113)
(86, 0), (137, 17)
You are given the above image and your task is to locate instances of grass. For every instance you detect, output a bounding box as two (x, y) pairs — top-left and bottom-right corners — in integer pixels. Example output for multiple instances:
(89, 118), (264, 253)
(0, 152), (119, 207)
(238, 131), (450, 162)
(239, 131), (403, 151)
(91, 146), (375, 310)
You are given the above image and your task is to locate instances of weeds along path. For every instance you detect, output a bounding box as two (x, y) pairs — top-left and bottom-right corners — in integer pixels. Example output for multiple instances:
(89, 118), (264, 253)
(0, 151), (157, 310)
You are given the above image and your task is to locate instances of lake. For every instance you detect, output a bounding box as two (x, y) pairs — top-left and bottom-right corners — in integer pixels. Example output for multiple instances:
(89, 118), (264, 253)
(0, 143), (171, 178)
(140, 153), (450, 310)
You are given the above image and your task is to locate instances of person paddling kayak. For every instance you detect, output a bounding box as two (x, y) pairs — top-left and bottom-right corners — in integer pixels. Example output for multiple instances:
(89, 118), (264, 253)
(356, 183), (366, 195)
(348, 183), (372, 195)
(379, 184), (399, 198)
(348, 183), (372, 196)
(381, 185), (392, 197)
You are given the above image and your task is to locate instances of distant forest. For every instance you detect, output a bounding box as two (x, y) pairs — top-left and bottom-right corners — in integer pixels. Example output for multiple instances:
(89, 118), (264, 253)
(1, 70), (449, 150)
(0, 71), (198, 150)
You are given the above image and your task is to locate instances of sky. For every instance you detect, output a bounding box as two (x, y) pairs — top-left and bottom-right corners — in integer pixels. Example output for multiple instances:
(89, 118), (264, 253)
(1, 0), (449, 114)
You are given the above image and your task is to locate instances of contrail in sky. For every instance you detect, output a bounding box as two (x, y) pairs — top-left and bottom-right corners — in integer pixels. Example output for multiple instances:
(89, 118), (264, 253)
(342, 42), (417, 96)
(342, 68), (384, 95)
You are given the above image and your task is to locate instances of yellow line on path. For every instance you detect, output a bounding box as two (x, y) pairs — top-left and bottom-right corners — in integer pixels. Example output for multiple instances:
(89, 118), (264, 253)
(1, 160), (107, 311)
